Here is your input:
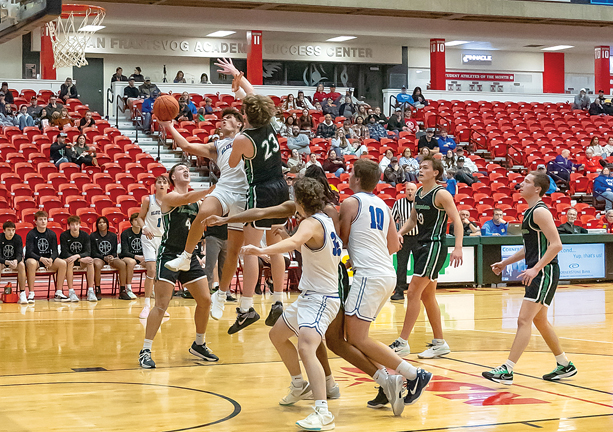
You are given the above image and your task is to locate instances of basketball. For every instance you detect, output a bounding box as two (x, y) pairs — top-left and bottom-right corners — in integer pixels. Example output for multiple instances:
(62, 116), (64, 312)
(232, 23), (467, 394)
(153, 95), (180, 121)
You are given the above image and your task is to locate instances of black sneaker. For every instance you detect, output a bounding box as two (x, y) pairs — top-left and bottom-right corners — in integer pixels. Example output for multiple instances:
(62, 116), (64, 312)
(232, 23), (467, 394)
(226, 293), (237, 302)
(367, 386), (389, 409)
(390, 289), (404, 301)
(482, 364), (513, 385)
(95, 286), (102, 301)
(119, 289), (131, 300)
(181, 290), (194, 299)
(228, 307), (260, 334)
(139, 349), (156, 368)
(543, 362), (577, 381)
(265, 301), (284, 326)
(255, 284), (263, 295)
(189, 342), (219, 362)
(404, 368), (433, 405)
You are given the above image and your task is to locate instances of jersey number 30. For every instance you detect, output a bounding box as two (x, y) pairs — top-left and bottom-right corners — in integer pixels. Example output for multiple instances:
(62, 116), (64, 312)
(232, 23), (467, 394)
(368, 206), (384, 231)
(261, 133), (279, 161)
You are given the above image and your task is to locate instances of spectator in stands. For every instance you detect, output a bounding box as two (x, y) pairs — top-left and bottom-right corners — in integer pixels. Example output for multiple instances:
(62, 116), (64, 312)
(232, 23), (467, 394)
(16, 105), (34, 130)
(112, 67), (128, 82)
(119, 213), (145, 299)
(456, 147), (478, 173)
(588, 136), (605, 157)
(200, 73), (210, 84)
(446, 169), (457, 196)
(140, 91), (155, 134)
(45, 94), (62, 119)
(91, 216), (131, 300)
(78, 110), (95, 131)
(26, 96), (42, 119)
(55, 107), (74, 130)
(180, 92), (198, 115)
(139, 77), (159, 98)
(399, 147), (419, 181)
(379, 148), (394, 172)
(417, 146), (431, 163)
(396, 85), (414, 109)
(313, 83), (327, 103)
(594, 167), (613, 210)
(50, 133), (74, 167)
(455, 156), (478, 185)
(443, 149), (457, 171)
(367, 114), (387, 141)
(0, 82), (13, 104)
(37, 108), (49, 129)
(481, 208), (508, 236)
(287, 125), (311, 154)
(321, 98), (339, 118)
(0, 221), (29, 303)
(322, 149), (346, 177)
(537, 164), (558, 194)
(25, 211), (69, 301)
(605, 209), (613, 232)
(572, 88), (590, 111)
(296, 90), (314, 110)
(0, 105), (17, 126)
(403, 109), (419, 134)
(351, 116), (369, 140)
(387, 108), (404, 134)
(313, 101), (323, 112)
(604, 137), (613, 157)
(353, 104), (368, 122)
(345, 139), (368, 156)
(280, 115), (297, 138)
(589, 97), (607, 116)
(287, 149), (306, 173)
(60, 215), (96, 302)
(598, 89), (606, 102)
(412, 87), (428, 108)
(549, 149), (582, 183)
(49, 111), (61, 128)
(294, 109), (312, 135)
(340, 118), (356, 140)
(558, 208), (588, 234)
(450, 209), (480, 237)
(437, 128), (457, 153)
(173, 71), (186, 83)
(176, 97), (193, 122)
(418, 128), (440, 153)
(327, 84), (341, 104)
(59, 77), (78, 102)
(130, 67), (144, 82)
(383, 157), (405, 186)
(373, 106), (387, 125)
(202, 97), (214, 115)
(338, 96), (356, 119)
(316, 113), (337, 138)
(123, 79), (140, 107)
(581, 147), (602, 172)
(282, 94), (297, 111)
(305, 153), (322, 169)
(0, 92), (6, 115)
(330, 128), (347, 154)
(73, 134), (98, 167)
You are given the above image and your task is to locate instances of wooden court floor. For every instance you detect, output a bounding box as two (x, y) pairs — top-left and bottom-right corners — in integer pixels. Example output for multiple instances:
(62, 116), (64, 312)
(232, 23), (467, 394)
(1, 283), (612, 432)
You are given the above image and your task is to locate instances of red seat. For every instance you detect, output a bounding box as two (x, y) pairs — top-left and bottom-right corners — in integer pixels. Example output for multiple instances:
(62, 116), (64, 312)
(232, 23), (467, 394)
(116, 195), (138, 216)
(126, 162), (146, 177)
(103, 144), (123, 159)
(113, 153), (132, 168)
(127, 184), (149, 202)
(116, 173), (135, 189)
(93, 173), (114, 189)
(39, 196), (63, 212)
(91, 195), (114, 214)
(5, 152), (27, 164)
(1, 173), (23, 190)
(102, 162), (122, 178)
(147, 163), (166, 177)
(58, 162), (80, 178)
(76, 208), (99, 226)
(101, 208), (125, 229)
(14, 196), (37, 214)
(37, 162), (58, 179)
(0, 208), (17, 224)
(24, 172), (45, 189)
(34, 183), (57, 200)
(137, 173), (156, 188)
(48, 208), (71, 227)
(15, 222), (32, 242)
(105, 184), (127, 202)
(11, 183), (32, 199)
(136, 153), (155, 167)
(58, 184), (82, 202)
(82, 184), (104, 201)
(124, 144), (142, 159)
(70, 172), (91, 190)
(47, 172), (68, 190)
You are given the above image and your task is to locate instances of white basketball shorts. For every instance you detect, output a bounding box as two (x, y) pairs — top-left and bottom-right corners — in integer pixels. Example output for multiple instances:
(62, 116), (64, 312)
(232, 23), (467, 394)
(344, 274), (396, 322)
(282, 292), (341, 337)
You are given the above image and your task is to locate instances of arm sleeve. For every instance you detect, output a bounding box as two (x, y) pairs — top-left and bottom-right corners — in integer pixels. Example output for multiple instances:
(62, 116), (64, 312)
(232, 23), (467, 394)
(15, 235), (23, 262)
(50, 231), (58, 260)
(25, 231), (40, 261)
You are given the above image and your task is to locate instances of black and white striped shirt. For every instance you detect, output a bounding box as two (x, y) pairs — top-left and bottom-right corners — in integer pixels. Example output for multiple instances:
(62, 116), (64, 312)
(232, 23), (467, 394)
(391, 197), (418, 236)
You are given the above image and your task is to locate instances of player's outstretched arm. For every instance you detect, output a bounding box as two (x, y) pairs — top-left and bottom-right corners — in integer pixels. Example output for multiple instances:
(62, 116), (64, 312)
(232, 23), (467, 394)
(206, 201), (296, 227)
(159, 121), (216, 159)
(437, 189), (463, 267)
(338, 196), (359, 245)
(215, 58), (255, 96)
(162, 186), (215, 208)
(242, 218), (318, 256)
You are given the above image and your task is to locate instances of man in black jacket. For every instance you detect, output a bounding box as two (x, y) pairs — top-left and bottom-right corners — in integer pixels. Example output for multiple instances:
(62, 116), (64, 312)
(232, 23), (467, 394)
(50, 133), (75, 166)
(557, 208), (588, 234)
(0, 221), (29, 304)
(418, 128), (440, 153)
(91, 216), (129, 300)
(45, 94), (62, 119)
(59, 77), (78, 102)
(60, 215), (96, 302)
(119, 213), (145, 300)
(25, 211), (69, 301)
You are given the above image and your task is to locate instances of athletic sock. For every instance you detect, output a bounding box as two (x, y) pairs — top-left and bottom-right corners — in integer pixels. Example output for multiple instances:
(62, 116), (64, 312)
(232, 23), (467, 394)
(433, 338), (445, 345)
(239, 296), (253, 313)
(397, 336), (408, 345)
(315, 400), (328, 411)
(272, 292), (283, 304)
(68, 288), (75, 295)
(126, 284), (132, 291)
(555, 353), (569, 367)
(143, 339), (153, 350)
(144, 297), (151, 307)
(325, 375), (336, 390)
(195, 333), (205, 346)
(292, 374), (305, 387)
(184, 251), (192, 259)
(397, 360), (418, 380)
(504, 359), (516, 372)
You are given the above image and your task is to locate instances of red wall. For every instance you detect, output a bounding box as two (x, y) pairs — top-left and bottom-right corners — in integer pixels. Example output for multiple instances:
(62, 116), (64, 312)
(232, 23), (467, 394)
(543, 52), (564, 94)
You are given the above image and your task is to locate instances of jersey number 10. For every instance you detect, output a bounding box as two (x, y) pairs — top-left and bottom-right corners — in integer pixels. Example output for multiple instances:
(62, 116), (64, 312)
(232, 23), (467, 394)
(369, 206), (384, 231)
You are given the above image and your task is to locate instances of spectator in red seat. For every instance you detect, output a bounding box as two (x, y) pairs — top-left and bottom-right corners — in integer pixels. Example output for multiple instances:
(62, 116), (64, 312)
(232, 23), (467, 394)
(279, 115), (297, 138)
(351, 116), (369, 141)
(338, 96), (356, 119)
(373, 106), (387, 125)
(26, 96), (42, 119)
(203, 98), (214, 115)
(176, 97), (193, 122)
(399, 148), (419, 182)
(387, 108), (404, 134)
(418, 128), (440, 154)
(55, 107), (74, 130)
(37, 108), (49, 129)
(16, 105), (34, 130)
(403, 109), (419, 134)
(580, 148), (602, 173)
(297, 108), (313, 133)
(141, 91), (158, 133)
(443, 149), (457, 171)
(549, 149), (582, 183)
(481, 208), (508, 236)
(0, 105), (17, 126)
(173, 70), (186, 83)
(588, 136), (605, 158)
(604, 137), (613, 158)
(59, 77), (78, 102)
(287, 125), (311, 155)
(139, 77), (159, 98)
(379, 148), (394, 172)
(589, 98), (607, 116)
(594, 167), (613, 211)
(327, 84), (341, 104)
(454, 156), (478, 185)
(287, 149), (306, 173)
(396, 85), (414, 109)
(449, 209), (480, 237)
(313, 101), (323, 112)
(78, 110), (95, 131)
(322, 149), (346, 177)
(321, 97), (339, 118)
(557, 208), (587, 234)
(305, 153), (322, 170)
(281, 94), (297, 111)
(296, 90), (314, 110)
(367, 113), (387, 141)
(417, 146), (431, 163)
(383, 157), (405, 186)
(331, 128), (350, 155)
(73, 134), (98, 167)
(0, 92), (6, 116)
(111, 67), (128, 82)
(438, 129), (457, 153)
(572, 88), (590, 111)
(537, 164), (558, 194)
(50, 133), (75, 167)
(412, 86), (428, 108)
(45, 94), (62, 119)
(353, 104), (368, 122)
(604, 210), (613, 233)
(316, 113), (337, 139)
(313, 83), (327, 104)
(181, 91), (198, 115)
(0, 82), (13, 104)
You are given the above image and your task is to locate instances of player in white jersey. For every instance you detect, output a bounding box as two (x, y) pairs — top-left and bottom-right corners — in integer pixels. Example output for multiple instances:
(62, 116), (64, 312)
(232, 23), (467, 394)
(339, 159), (432, 417)
(136, 175), (170, 319)
(158, 109), (247, 313)
(241, 177), (340, 431)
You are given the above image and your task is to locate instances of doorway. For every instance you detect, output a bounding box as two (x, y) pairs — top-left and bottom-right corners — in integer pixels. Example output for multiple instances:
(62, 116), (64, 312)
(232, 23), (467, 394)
(73, 57), (104, 115)
(358, 65), (384, 109)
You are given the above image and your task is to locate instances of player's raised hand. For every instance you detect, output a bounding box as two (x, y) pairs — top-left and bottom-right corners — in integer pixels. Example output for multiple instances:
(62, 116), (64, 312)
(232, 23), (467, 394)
(450, 247), (463, 267)
(240, 245), (262, 256)
(490, 261), (505, 275)
(519, 267), (538, 287)
(215, 58), (239, 77)
(158, 120), (173, 130)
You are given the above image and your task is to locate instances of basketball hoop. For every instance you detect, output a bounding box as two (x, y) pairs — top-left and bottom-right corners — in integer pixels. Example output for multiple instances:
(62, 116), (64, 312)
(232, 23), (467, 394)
(46, 4), (105, 68)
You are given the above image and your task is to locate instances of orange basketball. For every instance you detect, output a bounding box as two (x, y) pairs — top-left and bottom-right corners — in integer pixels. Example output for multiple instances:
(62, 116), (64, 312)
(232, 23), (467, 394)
(153, 95), (180, 121)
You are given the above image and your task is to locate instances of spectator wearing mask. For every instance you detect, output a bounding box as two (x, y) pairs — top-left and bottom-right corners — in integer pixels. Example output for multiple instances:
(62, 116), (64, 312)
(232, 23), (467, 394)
(296, 91), (314, 110)
(130, 67), (145, 82)
(367, 114), (387, 141)
(282, 94), (297, 111)
(588, 136), (605, 158)
(141, 91), (158, 133)
(26, 96), (42, 119)
(383, 157), (405, 186)
(558, 208), (588, 234)
(297, 108), (313, 133)
(572, 88), (590, 111)
(412, 87), (428, 108)
(379, 148), (394, 172)
(287, 125), (311, 154)
(322, 149), (346, 177)
(316, 113), (337, 138)
(549, 149), (583, 183)
(455, 157), (478, 185)
(78, 110), (95, 131)
(399, 147), (419, 182)
(438, 129), (456, 153)
(396, 85), (414, 109)
(351, 116), (369, 140)
(45, 94), (62, 119)
(139, 77), (159, 98)
(313, 83), (327, 104)
(59, 77), (78, 102)
(111, 67), (128, 82)
(594, 167), (613, 211)
(418, 128), (440, 153)
(450, 209), (480, 237)
(338, 96), (356, 118)
(589, 98), (607, 116)
(481, 208), (508, 236)
(537, 164), (558, 194)
(287, 149), (306, 173)
(387, 108), (404, 133)
(173, 70), (186, 83)
(0, 82), (13, 104)
(50, 133), (75, 166)
(16, 105), (34, 130)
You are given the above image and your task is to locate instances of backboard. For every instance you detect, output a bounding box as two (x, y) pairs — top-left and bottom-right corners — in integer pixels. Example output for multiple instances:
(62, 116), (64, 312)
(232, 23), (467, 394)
(0, 0), (61, 44)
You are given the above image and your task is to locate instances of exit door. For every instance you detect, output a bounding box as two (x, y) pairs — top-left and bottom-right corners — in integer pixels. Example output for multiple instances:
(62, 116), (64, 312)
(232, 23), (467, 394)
(73, 57), (104, 115)
(358, 65), (384, 109)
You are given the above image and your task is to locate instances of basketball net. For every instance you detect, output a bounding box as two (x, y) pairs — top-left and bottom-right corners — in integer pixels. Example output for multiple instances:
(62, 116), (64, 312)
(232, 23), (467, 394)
(46, 4), (106, 68)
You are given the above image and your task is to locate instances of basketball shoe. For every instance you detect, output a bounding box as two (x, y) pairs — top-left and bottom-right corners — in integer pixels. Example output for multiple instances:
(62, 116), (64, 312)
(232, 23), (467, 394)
(189, 342), (219, 362)
(404, 368), (433, 405)
(389, 339), (410, 357)
(417, 340), (450, 358)
(279, 381), (312, 406)
(296, 407), (334, 431)
(139, 349), (156, 368)
(165, 251), (191, 272)
(228, 307), (260, 334)
(265, 301), (283, 326)
(543, 362), (577, 381)
(482, 364), (513, 385)
(367, 387), (388, 409)
(210, 290), (226, 320)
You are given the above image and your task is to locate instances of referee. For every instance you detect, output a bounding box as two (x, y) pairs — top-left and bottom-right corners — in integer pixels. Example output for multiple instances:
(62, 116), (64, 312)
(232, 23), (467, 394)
(391, 182), (419, 301)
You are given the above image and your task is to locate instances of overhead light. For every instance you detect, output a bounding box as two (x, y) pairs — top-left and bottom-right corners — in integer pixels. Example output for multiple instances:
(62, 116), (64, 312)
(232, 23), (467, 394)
(326, 36), (356, 42)
(79, 25), (105, 32)
(207, 31), (236, 38)
(445, 40), (469, 47)
(542, 45), (574, 51)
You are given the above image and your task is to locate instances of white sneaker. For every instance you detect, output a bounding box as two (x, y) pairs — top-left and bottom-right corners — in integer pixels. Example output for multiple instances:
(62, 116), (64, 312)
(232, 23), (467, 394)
(418, 340), (451, 359)
(210, 290), (226, 320)
(55, 290), (69, 302)
(87, 288), (98, 302)
(139, 305), (150, 319)
(390, 339), (411, 357)
(279, 381), (312, 406)
(68, 290), (79, 302)
(27, 291), (35, 302)
(327, 383), (341, 400)
(18, 291), (28, 304)
(126, 287), (137, 299)
(296, 407), (335, 431)
(381, 374), (405, 416)
(164, 251), (191, 272)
